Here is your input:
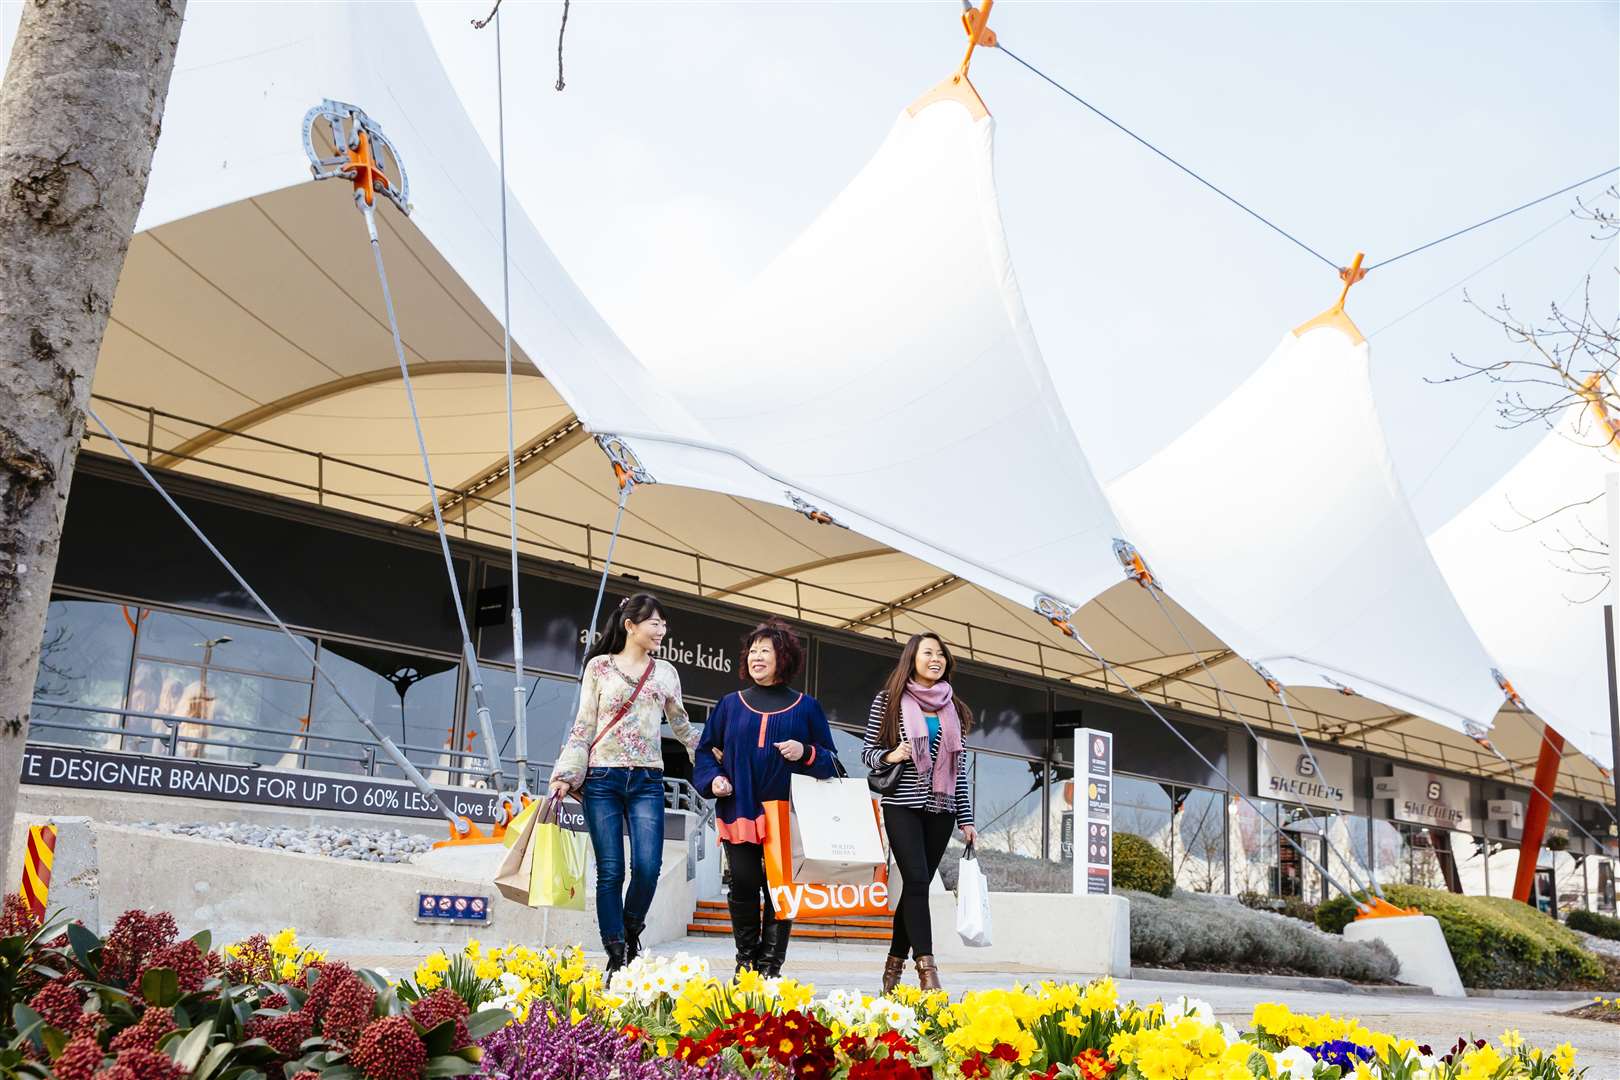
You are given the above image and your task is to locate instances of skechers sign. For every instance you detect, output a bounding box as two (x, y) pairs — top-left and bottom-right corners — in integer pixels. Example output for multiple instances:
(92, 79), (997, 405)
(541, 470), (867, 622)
(1389, 766), (1475, 832)
(1255, 737), (1353, 812)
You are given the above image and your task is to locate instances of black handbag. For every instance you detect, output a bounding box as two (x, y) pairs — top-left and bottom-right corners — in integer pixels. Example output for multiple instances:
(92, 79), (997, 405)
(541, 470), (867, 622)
(867, 752), (906, 796)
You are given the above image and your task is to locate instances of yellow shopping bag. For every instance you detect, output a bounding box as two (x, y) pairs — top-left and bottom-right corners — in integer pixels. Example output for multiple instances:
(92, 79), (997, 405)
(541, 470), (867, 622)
(528, 797), (588, 910)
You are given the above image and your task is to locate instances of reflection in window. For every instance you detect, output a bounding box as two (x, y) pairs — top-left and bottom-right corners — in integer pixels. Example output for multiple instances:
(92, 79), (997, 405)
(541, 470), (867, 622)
(31, 599), (136, 750)
(310, 641), (457, 782)
(129, 611), (314, 765)
(813, 643), (898, 732)
(1174, 788), (1226, 893)
(1113, 776), (1174, 870)
(826, 725), (870, 780)
(478, 667), (584, 790)
(1484, 841), (1519, 897)
(970, 751), (1045, 859)
(1554, 850), (1588, 915)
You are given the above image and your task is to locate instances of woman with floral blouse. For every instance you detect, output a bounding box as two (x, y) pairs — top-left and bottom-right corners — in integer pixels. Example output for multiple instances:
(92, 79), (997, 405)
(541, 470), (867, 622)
(549, 593), (697, 973)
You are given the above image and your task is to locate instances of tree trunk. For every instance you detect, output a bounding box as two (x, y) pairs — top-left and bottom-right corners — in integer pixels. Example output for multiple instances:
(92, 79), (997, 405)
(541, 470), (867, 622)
(0, 0), (186, 881)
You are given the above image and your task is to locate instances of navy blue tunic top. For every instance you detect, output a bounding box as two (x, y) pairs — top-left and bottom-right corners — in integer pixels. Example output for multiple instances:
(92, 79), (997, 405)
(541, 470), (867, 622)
(693, 688), (838, 844)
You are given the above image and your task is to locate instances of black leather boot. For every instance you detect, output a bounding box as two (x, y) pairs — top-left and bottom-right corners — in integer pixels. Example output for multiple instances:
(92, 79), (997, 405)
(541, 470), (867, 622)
(624, 917), (645, 966)
(728, 898), (763, 974)
(604, 939), (627, 978)
(758, 920), (793, 978)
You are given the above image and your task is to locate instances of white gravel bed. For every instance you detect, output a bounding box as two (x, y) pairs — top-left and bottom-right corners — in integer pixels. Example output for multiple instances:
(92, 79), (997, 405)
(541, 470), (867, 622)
(129, 820), (436, 863)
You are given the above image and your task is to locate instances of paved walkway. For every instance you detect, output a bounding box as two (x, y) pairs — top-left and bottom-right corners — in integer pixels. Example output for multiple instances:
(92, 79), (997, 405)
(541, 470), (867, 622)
(329, 935), (1620, 1073)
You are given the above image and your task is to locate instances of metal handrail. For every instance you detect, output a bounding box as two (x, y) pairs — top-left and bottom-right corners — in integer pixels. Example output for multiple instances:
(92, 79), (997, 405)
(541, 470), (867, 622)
(77, 396), (1615, 804)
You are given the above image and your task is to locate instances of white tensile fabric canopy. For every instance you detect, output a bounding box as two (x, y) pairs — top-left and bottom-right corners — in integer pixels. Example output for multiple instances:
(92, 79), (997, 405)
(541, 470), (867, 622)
(584, 100), (1128, 614)
(1105, 323), (1508, 736)
(1431, 405), (1619, 771)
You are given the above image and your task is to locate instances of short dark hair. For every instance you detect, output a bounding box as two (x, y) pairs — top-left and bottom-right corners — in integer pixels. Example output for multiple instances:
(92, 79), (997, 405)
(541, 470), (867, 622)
(739, 617), (804, 685)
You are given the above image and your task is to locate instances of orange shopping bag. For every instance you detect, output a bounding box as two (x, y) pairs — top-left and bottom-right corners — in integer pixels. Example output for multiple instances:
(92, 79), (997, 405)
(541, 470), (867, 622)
(761, 798), (891, 922)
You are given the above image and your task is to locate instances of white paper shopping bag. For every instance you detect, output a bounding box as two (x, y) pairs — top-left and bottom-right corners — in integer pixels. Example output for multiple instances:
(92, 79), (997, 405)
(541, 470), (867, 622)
(790, 774), (886, 884)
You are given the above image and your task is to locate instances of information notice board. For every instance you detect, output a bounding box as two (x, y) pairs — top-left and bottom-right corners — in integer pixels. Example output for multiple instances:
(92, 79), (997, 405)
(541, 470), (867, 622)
(1073, 728), (1114, 895)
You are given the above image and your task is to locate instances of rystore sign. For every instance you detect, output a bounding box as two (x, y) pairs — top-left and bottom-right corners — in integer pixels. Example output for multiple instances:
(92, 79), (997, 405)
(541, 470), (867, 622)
(1388, 765), (1476, 833)
(1255, 737), (1353, 812)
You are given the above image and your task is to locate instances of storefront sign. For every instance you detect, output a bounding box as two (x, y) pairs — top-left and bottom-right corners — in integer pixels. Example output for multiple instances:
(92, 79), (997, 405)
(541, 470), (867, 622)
(1372, 776), (1400, 800)
(1255, 737), (1353, 811)
(1074, 729), (1113, 895)
(496, 575), (753, 701)
(1390, 766), (1475, 832)
(1487, 799), (1523, 827)
(21, 744), (688, 839)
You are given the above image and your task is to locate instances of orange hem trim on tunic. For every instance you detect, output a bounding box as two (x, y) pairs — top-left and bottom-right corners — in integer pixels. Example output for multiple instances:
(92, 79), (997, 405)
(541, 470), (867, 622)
(715, 814), (769, 845)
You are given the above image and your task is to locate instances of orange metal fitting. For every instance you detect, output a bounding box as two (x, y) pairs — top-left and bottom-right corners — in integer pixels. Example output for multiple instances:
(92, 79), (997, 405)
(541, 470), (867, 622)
(344, 129), (393, 208)
(1353, 895), (1422, 921)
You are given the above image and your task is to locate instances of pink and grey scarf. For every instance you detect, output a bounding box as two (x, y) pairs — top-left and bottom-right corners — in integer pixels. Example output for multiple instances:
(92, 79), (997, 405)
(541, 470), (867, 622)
(901, 679), (963, 814)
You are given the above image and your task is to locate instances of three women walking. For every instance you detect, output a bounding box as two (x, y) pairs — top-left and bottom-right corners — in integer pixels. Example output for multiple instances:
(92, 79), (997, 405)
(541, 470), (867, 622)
(862, 632), (977, 993)
(695, 618), (838, 976)
(549, 593), (697, 975)
(551, 594), (976, 993)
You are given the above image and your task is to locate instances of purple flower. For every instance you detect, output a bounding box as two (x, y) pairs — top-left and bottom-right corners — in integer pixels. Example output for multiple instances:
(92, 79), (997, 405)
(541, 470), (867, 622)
(1306, 1040), (1376, 1071)
(477, 1005), (736, 1080)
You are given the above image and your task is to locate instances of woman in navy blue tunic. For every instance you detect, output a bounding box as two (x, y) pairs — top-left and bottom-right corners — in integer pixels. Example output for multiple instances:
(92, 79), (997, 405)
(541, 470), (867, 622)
(694, 618), (837, 975)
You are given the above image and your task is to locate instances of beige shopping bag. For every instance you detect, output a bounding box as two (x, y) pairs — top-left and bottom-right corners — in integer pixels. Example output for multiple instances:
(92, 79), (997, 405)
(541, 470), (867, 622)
(493, 798), (543, 904)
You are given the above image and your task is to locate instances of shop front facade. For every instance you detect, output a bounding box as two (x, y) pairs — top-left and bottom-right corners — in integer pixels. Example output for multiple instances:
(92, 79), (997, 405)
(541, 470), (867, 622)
(25, 458), (1619, 913)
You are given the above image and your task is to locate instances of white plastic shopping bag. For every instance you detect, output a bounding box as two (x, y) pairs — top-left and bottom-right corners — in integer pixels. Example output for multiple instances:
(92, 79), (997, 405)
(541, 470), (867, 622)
(955, 845), (993, 947)
(790, 773), (886, 884)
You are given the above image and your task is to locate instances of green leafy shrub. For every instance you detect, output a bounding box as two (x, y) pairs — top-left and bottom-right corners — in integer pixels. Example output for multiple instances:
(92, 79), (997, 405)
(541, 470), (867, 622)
(1315, 885), (1604, 989)
(1125, 890), (1397, 981)
(1112, 832), (1173, 897)
(1567, 908), (1620, 941)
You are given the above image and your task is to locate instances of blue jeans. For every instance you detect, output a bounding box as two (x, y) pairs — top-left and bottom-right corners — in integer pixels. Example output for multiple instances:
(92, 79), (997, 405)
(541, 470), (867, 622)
(581, 766), (665, 944)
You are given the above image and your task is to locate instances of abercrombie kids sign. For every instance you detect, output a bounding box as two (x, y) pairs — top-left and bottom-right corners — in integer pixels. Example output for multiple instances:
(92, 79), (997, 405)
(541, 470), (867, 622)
(483, 574), (753, 701)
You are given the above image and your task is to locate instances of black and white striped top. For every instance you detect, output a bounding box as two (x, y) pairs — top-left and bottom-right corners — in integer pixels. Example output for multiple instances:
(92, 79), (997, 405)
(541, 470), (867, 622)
(860, 691), (974, 827)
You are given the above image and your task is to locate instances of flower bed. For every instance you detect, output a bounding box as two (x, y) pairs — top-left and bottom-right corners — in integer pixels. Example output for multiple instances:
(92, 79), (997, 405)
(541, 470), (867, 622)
(0, 894), (1595, 1080)
(396, 938), (1586, 1080)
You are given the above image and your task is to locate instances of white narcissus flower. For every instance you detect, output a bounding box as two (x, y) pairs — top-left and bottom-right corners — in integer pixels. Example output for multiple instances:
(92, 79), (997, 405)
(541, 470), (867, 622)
(1161, 995), (1216, 1026)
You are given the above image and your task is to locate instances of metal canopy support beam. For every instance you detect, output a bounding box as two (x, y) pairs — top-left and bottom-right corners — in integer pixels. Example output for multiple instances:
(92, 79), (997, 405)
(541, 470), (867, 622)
(152, 360), (541, 467)
(1131, 649), (1238, 696)
(842, 573), (964, 631)
(401, 413), (586, 527)
(704, 547), (895, 601)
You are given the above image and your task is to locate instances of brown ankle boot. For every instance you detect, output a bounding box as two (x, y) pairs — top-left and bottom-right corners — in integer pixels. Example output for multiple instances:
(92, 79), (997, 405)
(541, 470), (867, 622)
(915, 954), (941, 992)
(881, 954), (906, 995)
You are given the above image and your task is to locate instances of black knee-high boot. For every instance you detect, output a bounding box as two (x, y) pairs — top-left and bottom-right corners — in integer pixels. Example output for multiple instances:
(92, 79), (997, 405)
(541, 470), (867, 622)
(728, 897), (763, 974)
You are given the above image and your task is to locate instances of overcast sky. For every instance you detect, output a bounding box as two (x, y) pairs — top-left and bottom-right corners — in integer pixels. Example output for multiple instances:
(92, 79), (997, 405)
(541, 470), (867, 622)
(4, 0), (1615, 528)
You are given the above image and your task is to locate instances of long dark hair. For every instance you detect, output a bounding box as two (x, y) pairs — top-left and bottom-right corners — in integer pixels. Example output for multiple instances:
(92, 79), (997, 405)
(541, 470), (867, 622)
(878, 632), (973, 748)
(585, 592), (664, 663)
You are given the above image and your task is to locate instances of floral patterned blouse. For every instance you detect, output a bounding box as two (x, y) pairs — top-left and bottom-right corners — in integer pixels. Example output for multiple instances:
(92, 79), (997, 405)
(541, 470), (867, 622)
(550, 655), (697, 786)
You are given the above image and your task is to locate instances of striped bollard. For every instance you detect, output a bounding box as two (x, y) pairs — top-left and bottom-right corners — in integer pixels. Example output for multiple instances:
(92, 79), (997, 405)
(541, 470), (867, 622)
(21, 824), (57, 921)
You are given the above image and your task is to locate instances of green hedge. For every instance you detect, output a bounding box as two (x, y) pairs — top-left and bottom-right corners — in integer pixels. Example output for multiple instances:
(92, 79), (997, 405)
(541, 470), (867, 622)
(1315, 885), (1603, 989)
(1112, 832), (1173, 897)
(1567, 908), (1620, 941)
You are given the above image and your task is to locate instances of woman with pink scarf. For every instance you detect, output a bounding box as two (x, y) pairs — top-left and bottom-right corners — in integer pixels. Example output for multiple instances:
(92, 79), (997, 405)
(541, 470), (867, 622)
(860, 632), (977, 993)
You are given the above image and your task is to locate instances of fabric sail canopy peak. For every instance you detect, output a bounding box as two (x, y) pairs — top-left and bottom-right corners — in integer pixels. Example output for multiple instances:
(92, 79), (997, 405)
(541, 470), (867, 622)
(575, 92), (1130, 620)
(1431, 401), (1620, 772)
(1104, 305), (1509, 739)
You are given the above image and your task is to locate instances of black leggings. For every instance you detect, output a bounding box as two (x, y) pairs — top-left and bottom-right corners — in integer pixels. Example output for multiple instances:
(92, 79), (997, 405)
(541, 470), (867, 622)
(884, 805), (955, 959)
(724, 841), (779, 925)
